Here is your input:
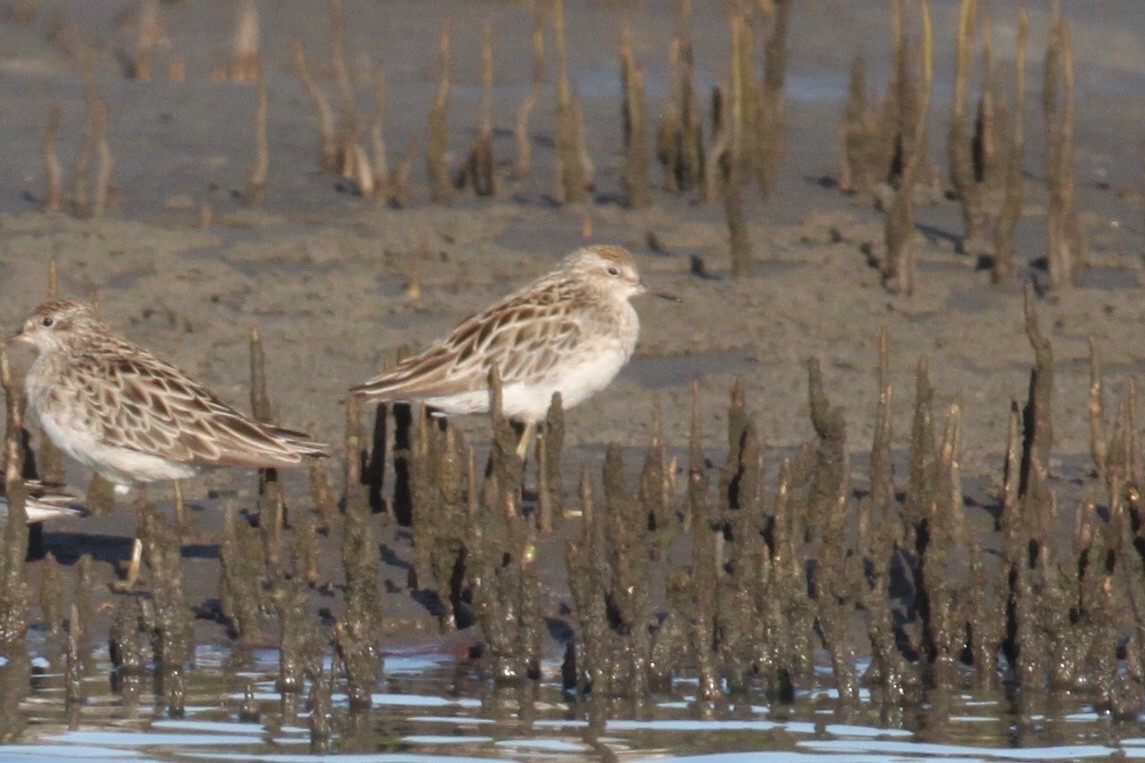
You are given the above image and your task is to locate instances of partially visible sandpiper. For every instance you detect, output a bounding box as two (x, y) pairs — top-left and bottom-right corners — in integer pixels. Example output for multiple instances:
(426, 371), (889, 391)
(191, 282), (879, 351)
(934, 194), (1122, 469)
(0, 480), (83, 525)
(352, 245), (677, 455)
(7, 298), (329, 583)
(0, 479), (84, 560)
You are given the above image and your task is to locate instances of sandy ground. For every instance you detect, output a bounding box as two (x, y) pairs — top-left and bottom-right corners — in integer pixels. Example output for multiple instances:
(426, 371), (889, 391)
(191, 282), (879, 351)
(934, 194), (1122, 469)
(0, 1), (1141, 646)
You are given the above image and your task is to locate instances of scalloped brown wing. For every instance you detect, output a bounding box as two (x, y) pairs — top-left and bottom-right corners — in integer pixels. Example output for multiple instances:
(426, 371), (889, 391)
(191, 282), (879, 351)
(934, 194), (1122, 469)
(70, 346), (327, 468)
(353, 282), (583, 402)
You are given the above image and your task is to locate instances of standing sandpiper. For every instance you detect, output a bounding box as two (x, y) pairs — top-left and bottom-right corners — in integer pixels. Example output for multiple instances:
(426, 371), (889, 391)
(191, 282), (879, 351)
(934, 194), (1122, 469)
(8, 298), (329, 583)
(352, 245), (677, 455)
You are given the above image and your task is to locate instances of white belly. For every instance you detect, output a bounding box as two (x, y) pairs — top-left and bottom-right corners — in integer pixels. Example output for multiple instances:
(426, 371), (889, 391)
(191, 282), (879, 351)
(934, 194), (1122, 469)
(423, 299), (639, 424)
(424, 334), (634, 424)
(31, 388), (197, 488)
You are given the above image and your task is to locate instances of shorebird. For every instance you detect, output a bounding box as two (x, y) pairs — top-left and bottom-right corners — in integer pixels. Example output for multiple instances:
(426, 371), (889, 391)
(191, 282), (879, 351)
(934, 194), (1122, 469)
(0, 480), (83, 524)
(1, 480), (84, 559)
(352, 245), (677, 456)
(8, 298), (329, 584)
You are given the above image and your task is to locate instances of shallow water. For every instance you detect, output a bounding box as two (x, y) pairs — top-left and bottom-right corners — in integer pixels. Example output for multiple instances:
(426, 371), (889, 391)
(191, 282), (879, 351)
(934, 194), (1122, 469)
(2, 643), (1141, 762)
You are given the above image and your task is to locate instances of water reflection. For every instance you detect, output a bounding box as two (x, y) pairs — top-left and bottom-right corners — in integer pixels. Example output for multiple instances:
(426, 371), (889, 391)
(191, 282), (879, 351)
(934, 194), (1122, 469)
(0, 646), (1137, 761)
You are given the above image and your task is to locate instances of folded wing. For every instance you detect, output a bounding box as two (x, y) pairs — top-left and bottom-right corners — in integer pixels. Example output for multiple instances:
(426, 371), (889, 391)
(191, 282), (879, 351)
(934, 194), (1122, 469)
(71, 347), (329, 469)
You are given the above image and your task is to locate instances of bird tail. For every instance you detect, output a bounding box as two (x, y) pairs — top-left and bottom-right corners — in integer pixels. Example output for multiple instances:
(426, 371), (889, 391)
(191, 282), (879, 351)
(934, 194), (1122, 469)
(264, 425), (331, 462)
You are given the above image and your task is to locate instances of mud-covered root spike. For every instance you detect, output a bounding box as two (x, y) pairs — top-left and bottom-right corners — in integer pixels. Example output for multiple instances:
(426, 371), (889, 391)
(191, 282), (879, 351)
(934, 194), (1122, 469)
(362, 377), (391, 516)
(309, 463), (339, 534)
(640, 393), (677, 558)
(218, 500), (272, 641)
(563, 463), (606, 694)
(292, 513), (320, 585)
(918, 402), (970, 689)
(683, 380), (705, 532)
(343, 393), (369, 520)
(468, 430), (540, 682)
(0, 350), (29, 648)
(998, 400), (1022, 537)
(1087, 337), (1107, 481)
(540, 392), (564, 519)
(725, 375), (748, 470)
(307, 654), (334, 753)
(905, 355), (936, 532)
(869, 326), (895, 515)
(803, 359), (859, 702)
(806, 358), (847, 534)
(248, 327), (271, 424)
(858, 330), (909, 699)
(108, 594), (148, 696)
(536, 434), (552, 533)
(64, 602), (83, 720)
(39, 552), (62, 637)
(1019, 283), (1055, 544)
(138, 491), (192, 672)
(248, 327), (285, 528)
(1127, 379), (1141, 486)
(405, 404), (433, 556)
(337, 467), (384, 707)
(934, 402), (966, 549)
(486, 366), (524, 501)
(272, 574), (323, 697)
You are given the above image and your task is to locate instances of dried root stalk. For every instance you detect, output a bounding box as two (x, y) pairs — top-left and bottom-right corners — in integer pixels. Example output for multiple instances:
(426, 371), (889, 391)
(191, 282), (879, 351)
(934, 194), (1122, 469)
(514, 5), (544, 178)
(427, 22), (453, 204)
(247, 65), (269, 206)
(459, 19), (495, 197)
(292, 39), (339, 172)
(620, 24), (649, 208)
(370, 69), (390, 201)
(991, 8), (1027, 283)
(553, 0), (587, 203)
(231, 0), (260, 84)
(43, 104), (63, 213)
(1043, 5), (1085, 288)
(947, 0), (987, 255)
(883, 0), (932, 296)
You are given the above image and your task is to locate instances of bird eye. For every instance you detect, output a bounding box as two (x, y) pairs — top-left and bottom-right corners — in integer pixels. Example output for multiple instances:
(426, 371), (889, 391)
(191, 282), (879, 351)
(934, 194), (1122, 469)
(606, 266), (620, 276)
(41, 316), (54, 328)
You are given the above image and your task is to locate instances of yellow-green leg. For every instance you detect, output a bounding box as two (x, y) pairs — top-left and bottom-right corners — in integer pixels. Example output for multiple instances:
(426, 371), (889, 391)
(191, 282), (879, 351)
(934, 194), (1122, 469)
(515, 421), (536, 460)
(115, 537), (144, 591)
